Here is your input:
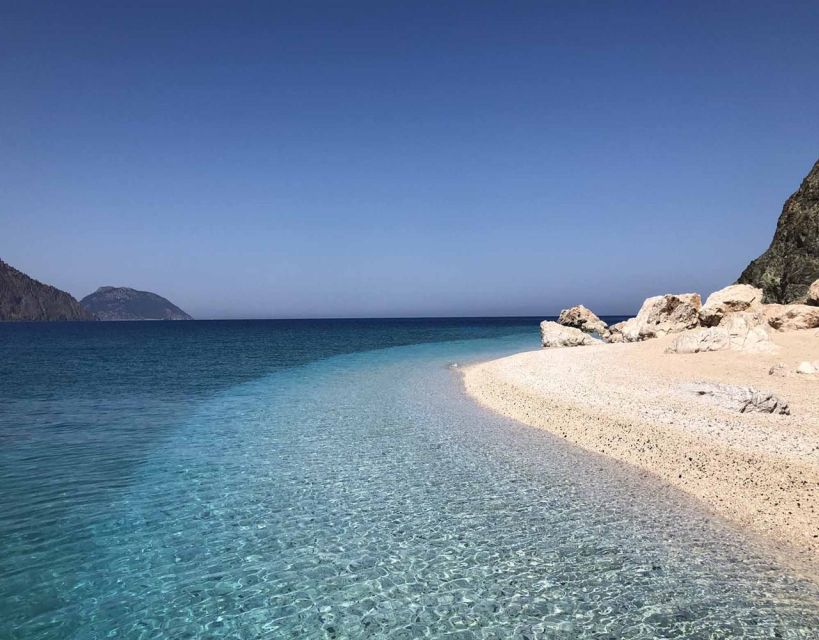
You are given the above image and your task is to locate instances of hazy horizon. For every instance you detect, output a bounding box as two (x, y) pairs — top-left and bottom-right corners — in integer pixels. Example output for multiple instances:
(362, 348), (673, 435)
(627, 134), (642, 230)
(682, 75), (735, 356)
(3, 2), (818, 318)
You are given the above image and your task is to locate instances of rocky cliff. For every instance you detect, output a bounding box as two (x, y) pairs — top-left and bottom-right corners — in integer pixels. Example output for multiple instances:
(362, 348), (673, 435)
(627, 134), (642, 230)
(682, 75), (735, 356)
(0, 259), (95, 321)
(737, 159), (819, 303)
(80, 286), (192, 320)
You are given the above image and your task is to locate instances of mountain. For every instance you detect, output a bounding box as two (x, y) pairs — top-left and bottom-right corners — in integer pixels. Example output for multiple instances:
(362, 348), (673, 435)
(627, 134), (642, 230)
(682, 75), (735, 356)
(737, 158), (819, 303)
(0, 259), (95, 321)
(80, 287), (192, 321)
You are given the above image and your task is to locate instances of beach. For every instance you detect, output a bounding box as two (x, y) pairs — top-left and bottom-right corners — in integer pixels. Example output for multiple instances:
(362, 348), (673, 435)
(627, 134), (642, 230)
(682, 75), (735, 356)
(463, 329), (819, 574)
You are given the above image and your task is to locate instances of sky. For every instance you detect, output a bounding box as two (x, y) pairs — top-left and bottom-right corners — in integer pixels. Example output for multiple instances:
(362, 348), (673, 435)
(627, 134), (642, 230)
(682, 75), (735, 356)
(2, 1), (818, 318)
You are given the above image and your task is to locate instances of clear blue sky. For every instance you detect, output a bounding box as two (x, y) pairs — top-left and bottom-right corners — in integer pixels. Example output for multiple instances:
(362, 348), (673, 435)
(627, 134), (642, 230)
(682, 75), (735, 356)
(2, 1), (818, 318)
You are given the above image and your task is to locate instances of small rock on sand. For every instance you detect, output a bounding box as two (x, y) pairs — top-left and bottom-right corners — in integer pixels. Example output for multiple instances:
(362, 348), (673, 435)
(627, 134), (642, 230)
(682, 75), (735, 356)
(679, 382), (790, 415)
(796, 361), (817, 375)
(768, 363), (790, 377)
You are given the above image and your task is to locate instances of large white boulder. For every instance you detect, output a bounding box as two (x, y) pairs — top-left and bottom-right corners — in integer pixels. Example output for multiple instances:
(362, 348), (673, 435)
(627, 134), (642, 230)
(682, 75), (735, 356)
(763, 304), (819, 331)
(557, 304), (608, 336)
(807, 279), (819, 306)
(606, 293), (701, 343)
(540, 321), (597, 348)
(666, 312), (774, 354)
(699, 284), (763, 327)
(722, 312), (776, 352)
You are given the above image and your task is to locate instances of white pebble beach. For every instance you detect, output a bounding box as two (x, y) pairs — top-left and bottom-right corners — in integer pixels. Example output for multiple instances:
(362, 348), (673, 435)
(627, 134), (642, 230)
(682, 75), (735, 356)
(463, 329), (819, 576)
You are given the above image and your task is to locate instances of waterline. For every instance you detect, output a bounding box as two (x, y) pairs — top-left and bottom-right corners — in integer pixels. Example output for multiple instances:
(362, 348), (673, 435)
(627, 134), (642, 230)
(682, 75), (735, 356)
(2, 328), (817, 638)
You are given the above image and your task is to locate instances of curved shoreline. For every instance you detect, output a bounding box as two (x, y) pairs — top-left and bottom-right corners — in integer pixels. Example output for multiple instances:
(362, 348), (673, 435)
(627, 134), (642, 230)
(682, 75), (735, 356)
(462, 332), (819, 577)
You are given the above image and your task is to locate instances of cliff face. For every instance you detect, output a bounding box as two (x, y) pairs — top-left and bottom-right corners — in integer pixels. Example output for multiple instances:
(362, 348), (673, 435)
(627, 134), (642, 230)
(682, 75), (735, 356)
(0, 259), (95, 321)
(737, 159), (819, 303)
(80, 287), (192, 321)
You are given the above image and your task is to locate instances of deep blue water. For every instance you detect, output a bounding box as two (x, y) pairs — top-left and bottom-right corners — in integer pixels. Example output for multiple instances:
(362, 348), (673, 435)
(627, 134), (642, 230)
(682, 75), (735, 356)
(0, 319), (817, 639)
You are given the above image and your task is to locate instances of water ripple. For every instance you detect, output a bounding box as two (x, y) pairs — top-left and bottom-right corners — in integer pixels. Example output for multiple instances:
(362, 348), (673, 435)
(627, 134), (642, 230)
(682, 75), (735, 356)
(1, 329), (817, 638)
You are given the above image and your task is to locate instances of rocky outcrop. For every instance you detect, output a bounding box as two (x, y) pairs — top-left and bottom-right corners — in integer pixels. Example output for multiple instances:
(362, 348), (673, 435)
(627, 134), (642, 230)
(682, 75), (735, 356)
(699, 284), (763, 327)
(807, 279), (819, 306)
(80, 287), (192, 321)
(666, 312), (774, 354)
(679, 382), (790, 415)
(0, 259), (95, 321)
(606, 293), (701, 343)
(540, 321), (597, 348)
(557, 305), (608, 336)
(763, 304), (819, 331)
(737, 159), (819, 303)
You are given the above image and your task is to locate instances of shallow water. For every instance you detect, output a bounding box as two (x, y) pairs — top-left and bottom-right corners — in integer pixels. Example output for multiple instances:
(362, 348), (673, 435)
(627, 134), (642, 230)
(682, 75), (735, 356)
(1, 320), (817, 639)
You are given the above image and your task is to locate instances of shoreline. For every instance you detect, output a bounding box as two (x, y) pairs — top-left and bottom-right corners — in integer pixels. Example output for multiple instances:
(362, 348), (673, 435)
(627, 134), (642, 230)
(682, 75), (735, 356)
(462, 331), (819, 578)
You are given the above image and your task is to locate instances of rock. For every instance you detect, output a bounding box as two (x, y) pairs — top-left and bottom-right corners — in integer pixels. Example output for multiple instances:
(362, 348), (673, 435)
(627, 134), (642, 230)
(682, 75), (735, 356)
(540, 321), (597, 348)
(808, 279), (819, 306)
(771, 361), (819, 376)
(606, 293), (701, 342)
(666, 312), (774, 354)
(796, 361), (817, 375)
(604, 319), (633, 342)
(763, 304), (819, 331)
(699, 284), (763, 327)
(737, 159), (819, 303)
(722, 312), (775, 352)
(80, 286), (192, 321)
(0, 259), (95, 321)
(640, 292), (702, 331)
(768, 363), (790, 377)
(557, 305), (609, 336)
(605, 321), (627, 343)
(679, 382), (790, 415)
(666, 327), (730, 354)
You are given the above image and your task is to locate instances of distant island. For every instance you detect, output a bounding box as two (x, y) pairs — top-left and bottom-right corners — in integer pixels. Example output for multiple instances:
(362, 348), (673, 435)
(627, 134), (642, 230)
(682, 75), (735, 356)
(0, 259), (94, 321)
(80, 287), (192, 321)
(0, 260), (192, 322)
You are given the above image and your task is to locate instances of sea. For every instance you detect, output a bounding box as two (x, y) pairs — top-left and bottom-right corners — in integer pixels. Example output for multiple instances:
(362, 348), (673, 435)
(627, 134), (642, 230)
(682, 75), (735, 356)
(1, 318), (817, 639)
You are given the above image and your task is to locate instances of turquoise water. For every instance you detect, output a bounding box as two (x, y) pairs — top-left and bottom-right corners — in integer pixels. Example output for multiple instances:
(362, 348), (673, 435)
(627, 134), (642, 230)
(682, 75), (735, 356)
(1, 319), (817, 639)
